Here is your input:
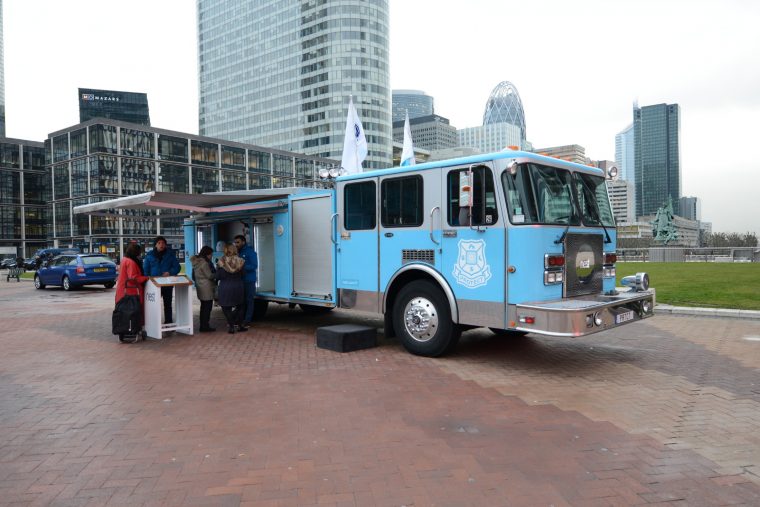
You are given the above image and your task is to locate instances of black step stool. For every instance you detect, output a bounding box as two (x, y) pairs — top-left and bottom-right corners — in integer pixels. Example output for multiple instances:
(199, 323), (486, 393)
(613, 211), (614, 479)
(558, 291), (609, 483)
(316, 324), (377, 352)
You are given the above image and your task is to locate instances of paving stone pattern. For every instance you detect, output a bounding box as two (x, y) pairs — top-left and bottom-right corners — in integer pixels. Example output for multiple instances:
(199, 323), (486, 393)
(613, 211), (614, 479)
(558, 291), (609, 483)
(0, 282), (759, 506)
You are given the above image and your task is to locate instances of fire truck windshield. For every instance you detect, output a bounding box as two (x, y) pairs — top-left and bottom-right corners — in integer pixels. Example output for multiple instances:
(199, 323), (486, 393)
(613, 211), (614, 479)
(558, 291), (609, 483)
(574, 173), (616, 227)
(502, 163), (580, 226)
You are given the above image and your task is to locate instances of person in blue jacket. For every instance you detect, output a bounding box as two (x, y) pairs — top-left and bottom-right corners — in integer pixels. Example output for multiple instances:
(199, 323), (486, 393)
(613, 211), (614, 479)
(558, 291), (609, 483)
(143, 236), (181, 324)
(233, 234), (258, 324)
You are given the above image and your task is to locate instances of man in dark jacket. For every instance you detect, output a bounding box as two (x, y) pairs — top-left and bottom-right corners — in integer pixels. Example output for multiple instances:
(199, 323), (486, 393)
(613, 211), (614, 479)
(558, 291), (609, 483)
(143, 236), (181, 324)
(233, 234), (258, 324)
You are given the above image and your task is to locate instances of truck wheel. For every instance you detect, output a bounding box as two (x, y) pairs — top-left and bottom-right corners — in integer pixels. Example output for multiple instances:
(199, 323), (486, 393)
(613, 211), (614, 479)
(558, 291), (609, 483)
(393, 280), (459, 357)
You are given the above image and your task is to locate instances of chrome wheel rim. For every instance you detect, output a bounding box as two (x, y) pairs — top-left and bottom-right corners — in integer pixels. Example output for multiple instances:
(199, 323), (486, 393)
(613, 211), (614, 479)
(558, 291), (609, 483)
(403, 296), (438, 342)
(34, 276), (40, 288)
(63, 277), (70, 290)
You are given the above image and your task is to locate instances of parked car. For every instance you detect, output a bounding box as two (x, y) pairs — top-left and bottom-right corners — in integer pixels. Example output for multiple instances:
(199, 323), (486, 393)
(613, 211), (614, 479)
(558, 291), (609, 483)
(0, 258), (16, 269)
(34, 254), (117, 291)
(22, 258), (37, 270)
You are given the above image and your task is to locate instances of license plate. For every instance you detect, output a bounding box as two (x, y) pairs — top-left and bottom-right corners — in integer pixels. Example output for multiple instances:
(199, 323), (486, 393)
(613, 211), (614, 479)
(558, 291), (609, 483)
(615, 310), (635, 324)
(93, 268), (108, 272)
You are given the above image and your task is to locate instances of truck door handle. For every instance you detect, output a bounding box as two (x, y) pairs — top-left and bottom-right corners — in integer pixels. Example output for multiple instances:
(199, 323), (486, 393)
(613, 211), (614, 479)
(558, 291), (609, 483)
(429, 206), (440, 245)
(330, 213), (339, 245)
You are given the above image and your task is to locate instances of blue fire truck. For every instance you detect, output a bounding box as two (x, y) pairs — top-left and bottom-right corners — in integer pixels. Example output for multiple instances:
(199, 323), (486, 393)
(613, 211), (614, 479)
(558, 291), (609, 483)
(76, 150), (654, 356)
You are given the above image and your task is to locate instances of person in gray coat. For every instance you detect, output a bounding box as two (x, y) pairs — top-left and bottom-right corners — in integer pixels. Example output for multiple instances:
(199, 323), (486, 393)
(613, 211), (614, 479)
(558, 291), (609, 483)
(190, 246), (216, 332)
(216, 243), (247, 334)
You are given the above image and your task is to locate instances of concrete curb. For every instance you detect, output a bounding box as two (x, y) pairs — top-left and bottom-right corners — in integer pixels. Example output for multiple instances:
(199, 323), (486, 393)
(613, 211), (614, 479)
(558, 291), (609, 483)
(656, 304), (760, 321)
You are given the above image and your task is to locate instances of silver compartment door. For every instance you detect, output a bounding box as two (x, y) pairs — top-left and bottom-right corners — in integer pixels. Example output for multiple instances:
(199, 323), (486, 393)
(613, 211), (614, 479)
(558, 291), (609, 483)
(291, 195), (334, 300)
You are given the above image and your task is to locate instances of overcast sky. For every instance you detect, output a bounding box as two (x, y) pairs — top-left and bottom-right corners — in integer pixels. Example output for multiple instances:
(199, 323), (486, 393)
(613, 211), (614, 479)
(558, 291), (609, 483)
(4, 0), (759, 235)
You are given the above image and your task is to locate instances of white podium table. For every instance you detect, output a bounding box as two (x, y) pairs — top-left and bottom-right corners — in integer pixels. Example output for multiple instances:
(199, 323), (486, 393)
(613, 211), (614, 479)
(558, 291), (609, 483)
(144, 275), (194, 339)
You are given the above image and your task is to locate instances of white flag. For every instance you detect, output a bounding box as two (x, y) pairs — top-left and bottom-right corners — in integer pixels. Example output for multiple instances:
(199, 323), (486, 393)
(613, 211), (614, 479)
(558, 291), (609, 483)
(341, 96), (368, 174)
(400, 111), (416, 167)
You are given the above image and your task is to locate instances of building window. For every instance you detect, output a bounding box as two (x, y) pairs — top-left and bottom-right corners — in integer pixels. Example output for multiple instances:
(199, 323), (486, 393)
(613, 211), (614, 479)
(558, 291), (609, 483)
(381, 176), (423, 227)
(158, 135), (188, 163)
(248, 150), (270, 173)
(221, 146), (245, 170)
(249, 173), (271, 189)
(53, 134), (69, 162)
(158, 163), (189, 193)
(54, 164), (70, 200)
(0, 206), (21, 239)
(54, 201), (71, 237)
(192, 166), (219, 194)
(90, 156), (118, 194)
(24, 172), (49, 204)
(89, 124), (117, 154)
(122, 158), (155, 195)
(24, 207), (47, 239)
(295, 158), (313, 179)
(121, 129), (154, 158)
(222, 170), (247, 191)
(70, 129), (87, 158)
(191, 140), (219, 167)
(273, 154), (292, 176)
(0, 143), (20, 168)
(71, 159), (88, 197)
(344, 181), (376, 230)
(23, 148), (46, 170)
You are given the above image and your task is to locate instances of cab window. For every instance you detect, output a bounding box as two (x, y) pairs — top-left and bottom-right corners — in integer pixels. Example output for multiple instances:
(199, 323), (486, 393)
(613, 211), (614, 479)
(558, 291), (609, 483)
(447, 166), (498, 226)
(381, 176), (423, 227)
(344, 181), (376, 230)
(502, 163), (579, 225)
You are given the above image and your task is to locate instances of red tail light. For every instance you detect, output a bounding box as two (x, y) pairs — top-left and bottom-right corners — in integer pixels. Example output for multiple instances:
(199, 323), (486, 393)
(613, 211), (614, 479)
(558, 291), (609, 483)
(545, 254), (565, 268)
(76, 266), (85, 274)
(604, 253), (617, 265)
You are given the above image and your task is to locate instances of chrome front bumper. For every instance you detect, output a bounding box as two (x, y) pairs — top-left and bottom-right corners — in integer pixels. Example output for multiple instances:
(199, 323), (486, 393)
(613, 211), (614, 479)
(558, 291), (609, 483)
(508, 288), (656, 337)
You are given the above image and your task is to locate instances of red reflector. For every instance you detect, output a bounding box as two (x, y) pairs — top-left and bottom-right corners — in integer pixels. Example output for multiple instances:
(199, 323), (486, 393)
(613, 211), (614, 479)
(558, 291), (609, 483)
(605, 253), (617, 264)
(525, 317), (535, 324)
(76, 267), (85, 274)
(547, 255), (565, 267)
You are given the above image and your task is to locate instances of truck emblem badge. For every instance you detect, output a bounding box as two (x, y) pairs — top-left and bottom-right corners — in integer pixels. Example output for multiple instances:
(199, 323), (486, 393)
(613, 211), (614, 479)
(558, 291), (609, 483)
(453, 240), (492, 289)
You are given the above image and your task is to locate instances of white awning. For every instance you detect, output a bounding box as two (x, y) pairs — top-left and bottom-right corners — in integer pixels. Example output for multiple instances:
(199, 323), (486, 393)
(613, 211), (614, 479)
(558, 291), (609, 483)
(73, 188), (312, 218)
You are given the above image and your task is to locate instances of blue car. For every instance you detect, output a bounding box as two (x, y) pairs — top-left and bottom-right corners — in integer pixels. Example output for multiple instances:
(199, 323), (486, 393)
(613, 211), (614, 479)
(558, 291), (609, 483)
(34, 254), (117, 291)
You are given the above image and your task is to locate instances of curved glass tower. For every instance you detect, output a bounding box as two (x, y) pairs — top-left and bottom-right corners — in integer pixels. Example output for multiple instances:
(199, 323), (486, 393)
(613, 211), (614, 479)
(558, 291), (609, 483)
(197, 0), (392, 170)
(392, 90), (434, 122)
(482, 81), (526, 145)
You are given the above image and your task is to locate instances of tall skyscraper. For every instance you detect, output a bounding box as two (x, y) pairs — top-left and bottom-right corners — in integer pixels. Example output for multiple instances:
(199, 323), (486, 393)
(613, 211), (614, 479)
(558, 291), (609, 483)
(633, 103), (681, 217)
(615, 123), (635, 210)
(678, 196), (701, 221)
(392, 90), (434, 123)
(482, 81), (526, 146)
(0, 0), (6, 137)
(197, 0), (392, 170)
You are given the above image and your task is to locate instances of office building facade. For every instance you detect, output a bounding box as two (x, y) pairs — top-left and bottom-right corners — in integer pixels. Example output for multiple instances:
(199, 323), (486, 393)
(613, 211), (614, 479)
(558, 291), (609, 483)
(392, 90), (434, 122)
(0, 0), (5, 137)
(634, 103), (681, 217)
(392, 114), (457, 152)
(532, 144), (589, 165)
(79, 88), (151, 126)
(0, 138), (49, 257)
(615, 123), (635, 205)
(47, 119), (336, 258)
(197, 0), (392, 170)
(458, 122), (522, 154)
(678, 196), (700, 221)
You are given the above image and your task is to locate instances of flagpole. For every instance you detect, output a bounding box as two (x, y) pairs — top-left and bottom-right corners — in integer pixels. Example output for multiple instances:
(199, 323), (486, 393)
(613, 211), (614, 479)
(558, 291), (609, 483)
(354, 96), (359, 172)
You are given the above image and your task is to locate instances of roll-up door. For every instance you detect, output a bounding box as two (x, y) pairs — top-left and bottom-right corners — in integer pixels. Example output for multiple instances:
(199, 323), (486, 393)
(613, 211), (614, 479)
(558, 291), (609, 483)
(292, 195), (334, 299)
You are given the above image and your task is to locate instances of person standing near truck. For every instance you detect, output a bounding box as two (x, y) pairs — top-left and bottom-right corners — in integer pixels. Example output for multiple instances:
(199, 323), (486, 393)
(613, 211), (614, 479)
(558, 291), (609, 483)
(143, 236), (180, 324)
(233, 234), (258, 325)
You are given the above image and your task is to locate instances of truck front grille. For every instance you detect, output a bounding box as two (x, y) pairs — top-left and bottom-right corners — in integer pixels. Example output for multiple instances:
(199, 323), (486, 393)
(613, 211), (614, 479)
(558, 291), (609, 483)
(564, 233), (603, 297)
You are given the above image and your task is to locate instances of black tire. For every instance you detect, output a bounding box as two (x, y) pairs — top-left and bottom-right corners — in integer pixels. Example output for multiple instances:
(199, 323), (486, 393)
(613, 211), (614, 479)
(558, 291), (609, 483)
(62, 276), (73, 291)
(299, 304), (333, 314)
(34, 275), (45, 289)
(489, 328), (528, 337)
(393, 280), (460, 357)
(104, 281), (115, 289)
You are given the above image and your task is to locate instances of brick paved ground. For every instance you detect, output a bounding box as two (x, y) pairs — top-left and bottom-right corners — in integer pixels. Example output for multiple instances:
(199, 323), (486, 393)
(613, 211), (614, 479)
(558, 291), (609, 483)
(0, 281), (759, 506)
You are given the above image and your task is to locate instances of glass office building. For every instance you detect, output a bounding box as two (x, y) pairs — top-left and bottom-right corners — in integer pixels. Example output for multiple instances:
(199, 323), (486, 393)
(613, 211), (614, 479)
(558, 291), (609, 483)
(0, 138), (49, 257)
(197, 0), (392, 170)
(392, 90), (434, 123)
(633, 103), (681, 217)
(79, 88), (151, 126)
(482, 81), (526, 146)
(47, 119), (336, 259)
(1, 0), (6, 137)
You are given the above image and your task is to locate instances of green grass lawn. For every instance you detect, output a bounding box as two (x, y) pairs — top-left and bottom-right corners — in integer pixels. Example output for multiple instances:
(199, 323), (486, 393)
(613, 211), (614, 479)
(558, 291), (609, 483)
(617, 262), (760, 310)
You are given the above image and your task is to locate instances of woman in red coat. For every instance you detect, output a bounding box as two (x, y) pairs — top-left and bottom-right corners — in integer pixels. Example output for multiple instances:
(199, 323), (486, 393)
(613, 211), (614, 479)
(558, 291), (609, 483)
(115, 243), (150, 323)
